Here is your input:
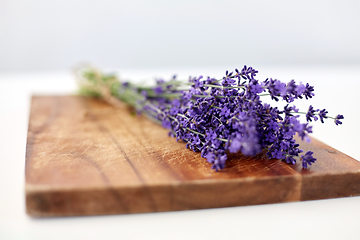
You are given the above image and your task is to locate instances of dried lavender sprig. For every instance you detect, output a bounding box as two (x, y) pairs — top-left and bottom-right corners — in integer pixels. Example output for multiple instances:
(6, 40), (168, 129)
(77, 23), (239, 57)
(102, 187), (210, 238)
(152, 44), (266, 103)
(76, 66), (343, 171)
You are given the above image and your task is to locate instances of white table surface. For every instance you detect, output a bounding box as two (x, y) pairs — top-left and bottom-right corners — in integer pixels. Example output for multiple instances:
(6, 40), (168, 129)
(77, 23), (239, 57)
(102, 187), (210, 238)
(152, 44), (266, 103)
(0, 65), (359, 240)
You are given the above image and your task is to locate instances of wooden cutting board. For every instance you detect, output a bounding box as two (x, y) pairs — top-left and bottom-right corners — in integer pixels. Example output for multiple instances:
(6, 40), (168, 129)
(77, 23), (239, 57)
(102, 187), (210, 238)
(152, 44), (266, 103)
(25, 96), (360, 217)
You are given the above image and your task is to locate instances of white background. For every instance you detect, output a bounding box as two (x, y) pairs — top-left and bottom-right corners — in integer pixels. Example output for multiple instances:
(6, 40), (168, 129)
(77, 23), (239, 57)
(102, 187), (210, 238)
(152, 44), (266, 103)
(1, 0), (360, 72)
(0, 1), (360, 239)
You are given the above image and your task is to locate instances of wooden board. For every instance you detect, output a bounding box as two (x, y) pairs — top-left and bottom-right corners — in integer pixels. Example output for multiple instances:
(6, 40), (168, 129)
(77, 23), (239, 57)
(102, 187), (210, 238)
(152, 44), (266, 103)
(25, 96), (360, 217)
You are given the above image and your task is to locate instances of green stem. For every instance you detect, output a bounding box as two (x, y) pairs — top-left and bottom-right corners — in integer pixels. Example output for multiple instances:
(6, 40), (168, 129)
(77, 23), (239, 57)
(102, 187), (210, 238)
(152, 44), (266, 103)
(186, 128), (205, 137)
(177, 113), (189, 119)
(203, 84), (245, 89)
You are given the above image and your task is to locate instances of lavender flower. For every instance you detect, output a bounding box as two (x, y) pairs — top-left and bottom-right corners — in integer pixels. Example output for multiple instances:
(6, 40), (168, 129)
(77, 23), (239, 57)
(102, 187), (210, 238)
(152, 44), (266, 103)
(153, 86), (163, 95)
(301, 151), (316, 169)
(334, 114), (344, 125)
(318, 109), (328, 123)
(306, 105), (318, 122)
(78, 65), (344, 171)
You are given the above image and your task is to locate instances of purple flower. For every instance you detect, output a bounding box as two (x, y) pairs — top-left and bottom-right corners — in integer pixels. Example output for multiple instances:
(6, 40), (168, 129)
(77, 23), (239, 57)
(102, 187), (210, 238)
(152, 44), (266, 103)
(206, 152), (216, 163)
(162, 119), (172, 129)
(334, 114), (344, 125)
(170, 106), (179, 115)
(192, 135), (201, 146)
(304, 83), (315, 99)
(229, 138), (241, 153)
(205, 129), (217, 142)
(220, 106), (231, 117)
(296, 83), (306, 96)
(301, 151), (316, 169)
(222, 77), (236, 86)
(297, 123), (313, 141)
(318, 109), (328, 123)
(182, 91), (192, 101)
(283, 104), (295, 117)
(306, 105), (318, 122)
(156, 78), (165, 84)
(190, 76), (204, 88)
(154, 86), (163, 95)
(141, 90), (147, 98)
(285, 155), (296, 165)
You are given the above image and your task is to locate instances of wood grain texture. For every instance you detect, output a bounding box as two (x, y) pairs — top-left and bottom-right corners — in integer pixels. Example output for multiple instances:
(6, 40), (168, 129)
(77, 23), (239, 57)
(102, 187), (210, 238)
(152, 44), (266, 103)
(25, 96), (360, 217)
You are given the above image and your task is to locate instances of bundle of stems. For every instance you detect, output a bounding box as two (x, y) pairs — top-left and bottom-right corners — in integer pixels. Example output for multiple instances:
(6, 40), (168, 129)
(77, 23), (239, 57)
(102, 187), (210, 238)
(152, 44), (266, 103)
(76, 66), (343, 171)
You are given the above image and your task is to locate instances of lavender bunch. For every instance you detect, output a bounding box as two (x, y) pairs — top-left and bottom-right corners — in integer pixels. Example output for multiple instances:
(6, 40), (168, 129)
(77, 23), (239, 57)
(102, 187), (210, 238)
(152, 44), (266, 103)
(77, 66), (344, 171)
